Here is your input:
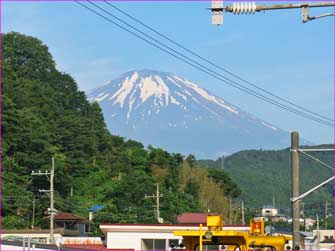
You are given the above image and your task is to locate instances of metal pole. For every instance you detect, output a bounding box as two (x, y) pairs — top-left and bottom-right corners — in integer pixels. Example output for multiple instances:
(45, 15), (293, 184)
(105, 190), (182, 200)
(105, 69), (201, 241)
(291, 131), (300, 250)
(50, 157), (55, 244)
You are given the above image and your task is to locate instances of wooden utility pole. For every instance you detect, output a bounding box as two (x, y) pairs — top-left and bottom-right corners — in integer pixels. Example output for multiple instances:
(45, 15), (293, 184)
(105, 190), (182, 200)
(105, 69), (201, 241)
(291, 132), (300, 250)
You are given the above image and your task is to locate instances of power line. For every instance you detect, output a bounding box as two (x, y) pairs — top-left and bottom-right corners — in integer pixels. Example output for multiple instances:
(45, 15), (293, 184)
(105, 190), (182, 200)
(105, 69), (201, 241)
(298, 150), (334, 171)
(104, 1), (333, 124)
(88, 1), (333, 127)
(75, 1), (333, 127)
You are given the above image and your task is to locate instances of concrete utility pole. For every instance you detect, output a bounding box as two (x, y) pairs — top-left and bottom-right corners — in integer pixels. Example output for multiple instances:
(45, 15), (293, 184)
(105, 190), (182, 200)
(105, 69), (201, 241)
(291, 132), (300, 250)
(31, 195), (35, 229)
(211, 1), (335, 25)
(241, 201), (245, 225)
(31, 157), (56, 244)
(325, 200), (328, 229)
(50, 157), (55, 243)
(145, 183), (163, 223)
(229, 197), (232, 224)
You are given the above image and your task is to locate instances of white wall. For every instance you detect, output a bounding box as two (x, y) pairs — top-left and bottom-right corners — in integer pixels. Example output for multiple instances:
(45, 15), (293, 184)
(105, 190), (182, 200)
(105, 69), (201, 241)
(107, 232), (182, 250)
(1, 244), (54, 251)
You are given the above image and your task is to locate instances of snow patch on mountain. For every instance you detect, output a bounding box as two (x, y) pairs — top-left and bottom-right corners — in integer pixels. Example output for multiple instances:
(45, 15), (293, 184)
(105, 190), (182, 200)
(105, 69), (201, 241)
(110, 71), (139, 107)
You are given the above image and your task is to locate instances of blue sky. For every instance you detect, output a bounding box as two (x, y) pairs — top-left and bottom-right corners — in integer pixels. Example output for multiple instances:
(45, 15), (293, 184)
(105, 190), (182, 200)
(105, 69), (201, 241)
(3, 1), (334, 145)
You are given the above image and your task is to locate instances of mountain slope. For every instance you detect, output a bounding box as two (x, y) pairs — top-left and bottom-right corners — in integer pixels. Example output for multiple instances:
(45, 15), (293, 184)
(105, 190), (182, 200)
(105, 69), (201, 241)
(198, 145), (334, 212)
(88, 70), (295, 158)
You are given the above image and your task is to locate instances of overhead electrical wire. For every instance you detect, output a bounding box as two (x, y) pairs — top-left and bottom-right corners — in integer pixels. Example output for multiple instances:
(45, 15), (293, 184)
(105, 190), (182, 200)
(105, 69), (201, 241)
(77, 1), (333, 127)
(86, 1), (333, 127)
(104, 1), (333, 124)
(75, 1), (334, 127)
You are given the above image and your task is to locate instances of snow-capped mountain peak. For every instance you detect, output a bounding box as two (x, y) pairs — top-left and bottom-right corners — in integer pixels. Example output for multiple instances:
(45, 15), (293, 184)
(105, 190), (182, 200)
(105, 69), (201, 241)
(89, 70), (240, 120)
(88, 70), (289, 158)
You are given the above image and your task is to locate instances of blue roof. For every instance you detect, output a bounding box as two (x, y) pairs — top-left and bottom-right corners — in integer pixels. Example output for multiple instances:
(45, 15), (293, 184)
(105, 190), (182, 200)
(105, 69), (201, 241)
(89, 205), (104, 212)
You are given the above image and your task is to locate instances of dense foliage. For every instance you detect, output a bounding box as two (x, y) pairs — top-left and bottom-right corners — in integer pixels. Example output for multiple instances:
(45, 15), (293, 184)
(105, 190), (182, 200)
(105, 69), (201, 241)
(2, 32), (241, 230)
(198, 146), (334, 217)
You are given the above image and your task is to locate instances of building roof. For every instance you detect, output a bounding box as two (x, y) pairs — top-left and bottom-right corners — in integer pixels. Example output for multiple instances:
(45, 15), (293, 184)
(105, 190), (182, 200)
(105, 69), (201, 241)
(177, 213), (208, 224)
(99, 224), (250, 234)
(262, 205), (277, 209)
(54, 212), (87, 222)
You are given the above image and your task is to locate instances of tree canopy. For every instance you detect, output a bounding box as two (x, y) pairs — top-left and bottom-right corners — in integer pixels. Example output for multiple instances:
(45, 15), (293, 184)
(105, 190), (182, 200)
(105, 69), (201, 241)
(2, 32), (241, 230)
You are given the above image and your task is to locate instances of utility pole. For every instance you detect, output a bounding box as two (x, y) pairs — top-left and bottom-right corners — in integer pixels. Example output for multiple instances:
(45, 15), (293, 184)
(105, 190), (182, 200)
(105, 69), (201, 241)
(241, 201), (245, 225)
(50, 157), (55, 244)
(31, 157), (56, 244)
(325, 200), (328, 229)
(316, 213), (320, 250)
(229, 197), (232, 224)
(211, 1), (335, 25)
(221, 156), (224, 170)
(31, 195), (35, 229)
(291, 132), (300, 250)
(272, 195), (275, 208)
(145, 183), (163, 223)
(301, 202), (305, 231)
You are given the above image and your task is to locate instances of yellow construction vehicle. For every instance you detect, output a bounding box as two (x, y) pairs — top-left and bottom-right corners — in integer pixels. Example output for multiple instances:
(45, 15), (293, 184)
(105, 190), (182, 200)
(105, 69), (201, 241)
(174, 215), (291, 250)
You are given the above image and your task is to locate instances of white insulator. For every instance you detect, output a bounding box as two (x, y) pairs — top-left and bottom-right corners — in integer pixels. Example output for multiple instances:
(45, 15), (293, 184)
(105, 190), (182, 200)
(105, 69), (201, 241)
(231, 2), (257, 14)
(237, 2), (241, 14)
(240, 2), (245, 14)
(234, 2), (238, 14)
(247, 2), (253, 13)
(252, 2), (257, 13)
(245, 2), (249, 13)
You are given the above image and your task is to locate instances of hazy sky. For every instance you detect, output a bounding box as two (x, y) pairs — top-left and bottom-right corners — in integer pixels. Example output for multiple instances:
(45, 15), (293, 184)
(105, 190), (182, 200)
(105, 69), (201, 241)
(3, 1), (334, 144)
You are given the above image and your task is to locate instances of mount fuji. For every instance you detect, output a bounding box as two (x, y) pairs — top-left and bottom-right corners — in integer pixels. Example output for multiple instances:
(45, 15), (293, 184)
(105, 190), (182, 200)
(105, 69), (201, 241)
(88, 70), (292, 158)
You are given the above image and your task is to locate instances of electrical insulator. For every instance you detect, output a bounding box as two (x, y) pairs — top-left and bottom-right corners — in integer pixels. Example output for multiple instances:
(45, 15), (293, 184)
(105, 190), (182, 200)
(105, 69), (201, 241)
(232, 2), (257, 14)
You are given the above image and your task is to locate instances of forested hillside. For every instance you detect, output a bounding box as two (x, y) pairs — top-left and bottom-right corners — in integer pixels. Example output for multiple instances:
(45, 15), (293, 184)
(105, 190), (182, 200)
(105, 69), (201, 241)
(199, 146), (334, 216)
(2, 32), (240, 230)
